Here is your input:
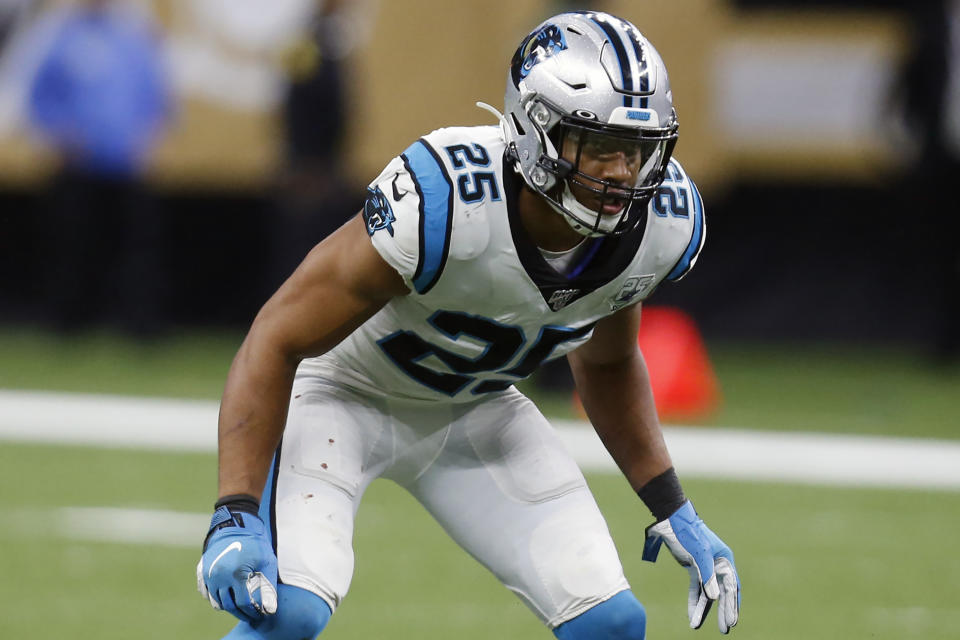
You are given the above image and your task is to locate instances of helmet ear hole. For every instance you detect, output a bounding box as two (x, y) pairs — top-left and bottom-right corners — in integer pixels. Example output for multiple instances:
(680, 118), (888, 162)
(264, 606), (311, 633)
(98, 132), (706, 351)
(510, 112), (526, 136)
(547, 126), (562, 149)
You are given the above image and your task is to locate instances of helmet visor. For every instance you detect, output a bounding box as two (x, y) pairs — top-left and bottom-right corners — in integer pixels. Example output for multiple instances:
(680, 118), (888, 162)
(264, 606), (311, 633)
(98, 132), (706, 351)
(564, 126), (672, 195)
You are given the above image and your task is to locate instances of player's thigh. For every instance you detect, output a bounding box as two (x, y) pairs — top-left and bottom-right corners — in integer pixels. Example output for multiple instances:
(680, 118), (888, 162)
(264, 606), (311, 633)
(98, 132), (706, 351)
(409, 391), (630, 629)
(268, 378), (390, 612)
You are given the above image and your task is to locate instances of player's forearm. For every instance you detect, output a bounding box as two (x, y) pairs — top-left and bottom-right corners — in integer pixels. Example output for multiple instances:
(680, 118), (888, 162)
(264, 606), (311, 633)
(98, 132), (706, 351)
(569, 349), (673, 491)
(217, 331), (299, 499)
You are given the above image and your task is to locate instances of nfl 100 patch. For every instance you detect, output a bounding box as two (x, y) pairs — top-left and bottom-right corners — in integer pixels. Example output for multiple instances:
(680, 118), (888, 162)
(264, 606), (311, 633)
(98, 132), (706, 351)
(548, 288), (580, 311)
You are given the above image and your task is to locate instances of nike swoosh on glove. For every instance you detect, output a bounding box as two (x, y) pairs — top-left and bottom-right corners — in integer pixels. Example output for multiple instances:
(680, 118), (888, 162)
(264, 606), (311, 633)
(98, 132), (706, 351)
(197, 503), (278, 623)
(643, 500), (740, 633)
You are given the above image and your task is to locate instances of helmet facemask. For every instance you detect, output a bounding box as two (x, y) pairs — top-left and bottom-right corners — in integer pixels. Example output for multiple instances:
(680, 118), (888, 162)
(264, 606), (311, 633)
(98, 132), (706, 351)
(535, 104), (678, 237)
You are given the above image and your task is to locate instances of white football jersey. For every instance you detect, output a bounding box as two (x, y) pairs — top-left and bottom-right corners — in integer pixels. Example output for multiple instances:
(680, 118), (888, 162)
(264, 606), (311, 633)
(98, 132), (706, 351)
(300, 125), (704, 402)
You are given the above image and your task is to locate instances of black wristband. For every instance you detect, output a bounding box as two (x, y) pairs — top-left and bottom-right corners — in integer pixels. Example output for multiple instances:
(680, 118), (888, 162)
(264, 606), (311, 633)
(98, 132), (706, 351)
(637, 467), (686, 521)
(203, 494), (261, 551)
(215, 493), (260, 516)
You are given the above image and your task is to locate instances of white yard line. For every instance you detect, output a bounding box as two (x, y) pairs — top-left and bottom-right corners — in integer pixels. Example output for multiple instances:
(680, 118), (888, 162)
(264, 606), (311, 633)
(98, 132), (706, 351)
(3, 389), (960, 490)
(62, 507), (207, 547)
(0, 389), (219, 451)
(7, 506), (208, 547)
(555, 421), (960, 490)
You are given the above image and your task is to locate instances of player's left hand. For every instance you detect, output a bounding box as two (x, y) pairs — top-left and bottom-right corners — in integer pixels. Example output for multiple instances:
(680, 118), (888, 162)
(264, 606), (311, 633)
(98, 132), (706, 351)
(642, 500), (740, 633)
(196, 498), (278, 623)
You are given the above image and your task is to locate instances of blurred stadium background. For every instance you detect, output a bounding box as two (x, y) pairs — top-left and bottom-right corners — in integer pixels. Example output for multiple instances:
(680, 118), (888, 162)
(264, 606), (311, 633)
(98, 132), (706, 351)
(0, 0), (958, 638)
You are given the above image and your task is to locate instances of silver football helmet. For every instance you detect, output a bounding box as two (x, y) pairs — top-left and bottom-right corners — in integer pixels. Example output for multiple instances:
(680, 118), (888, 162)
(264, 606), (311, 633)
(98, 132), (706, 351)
(495, 11), (678, 237)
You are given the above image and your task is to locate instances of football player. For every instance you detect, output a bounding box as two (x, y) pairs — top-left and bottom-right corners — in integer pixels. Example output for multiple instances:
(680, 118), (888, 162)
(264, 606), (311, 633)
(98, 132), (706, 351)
(197, 11), (740, 640)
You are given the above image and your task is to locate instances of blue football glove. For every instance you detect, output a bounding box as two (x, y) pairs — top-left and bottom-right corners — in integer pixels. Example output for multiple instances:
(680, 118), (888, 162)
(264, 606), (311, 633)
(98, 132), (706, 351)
(196, 496), (278, 623)
(643, 500), (740, 633)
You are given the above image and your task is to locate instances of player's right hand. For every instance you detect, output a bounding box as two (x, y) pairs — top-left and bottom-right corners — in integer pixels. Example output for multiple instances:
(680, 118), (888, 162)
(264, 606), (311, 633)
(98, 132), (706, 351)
(197, 495), (278, 622)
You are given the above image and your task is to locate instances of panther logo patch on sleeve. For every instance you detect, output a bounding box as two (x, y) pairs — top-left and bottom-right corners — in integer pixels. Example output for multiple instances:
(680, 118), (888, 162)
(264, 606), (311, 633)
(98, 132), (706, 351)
(363, 185), (396, 237)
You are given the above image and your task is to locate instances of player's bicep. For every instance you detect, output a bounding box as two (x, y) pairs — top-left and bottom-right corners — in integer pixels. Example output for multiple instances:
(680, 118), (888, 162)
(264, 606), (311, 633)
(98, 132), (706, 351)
(569, 303), (643, 368)
(251, 214), (409, 361)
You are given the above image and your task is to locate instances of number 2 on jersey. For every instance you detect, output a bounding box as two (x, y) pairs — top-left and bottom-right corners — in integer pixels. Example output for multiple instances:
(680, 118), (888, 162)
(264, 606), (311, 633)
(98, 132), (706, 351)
(378, 310), (593, 396)
(651, 162), (689, 218)
(445, 143), (501, 204)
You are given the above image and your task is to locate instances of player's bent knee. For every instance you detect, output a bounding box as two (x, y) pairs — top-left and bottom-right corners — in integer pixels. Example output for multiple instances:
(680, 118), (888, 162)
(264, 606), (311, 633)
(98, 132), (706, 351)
(224, 585), (332, 640)
(270, 585), (332, 639)
(553, 590), (646, 640)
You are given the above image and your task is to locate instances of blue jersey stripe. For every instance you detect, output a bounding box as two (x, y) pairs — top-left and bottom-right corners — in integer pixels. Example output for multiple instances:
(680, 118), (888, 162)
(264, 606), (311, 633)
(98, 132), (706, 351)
(401, 139), (453, 294)
(666, 180), (705, 281)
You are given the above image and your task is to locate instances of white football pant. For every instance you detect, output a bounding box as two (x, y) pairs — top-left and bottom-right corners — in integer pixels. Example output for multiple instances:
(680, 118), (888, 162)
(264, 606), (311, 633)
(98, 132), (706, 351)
(268, 372), (630, 628)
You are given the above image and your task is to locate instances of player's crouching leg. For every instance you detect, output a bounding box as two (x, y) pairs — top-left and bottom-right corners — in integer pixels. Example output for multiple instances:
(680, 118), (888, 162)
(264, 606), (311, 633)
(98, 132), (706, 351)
(553, 591), (647, 640)
(223, 585), (332, 640)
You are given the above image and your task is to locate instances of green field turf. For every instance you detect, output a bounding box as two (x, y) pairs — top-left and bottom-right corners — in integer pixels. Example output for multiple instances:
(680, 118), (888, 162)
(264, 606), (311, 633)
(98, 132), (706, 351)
(1, 442), (958, 639)
(1, 327), (957, 438)
(1, 328), (958, 637)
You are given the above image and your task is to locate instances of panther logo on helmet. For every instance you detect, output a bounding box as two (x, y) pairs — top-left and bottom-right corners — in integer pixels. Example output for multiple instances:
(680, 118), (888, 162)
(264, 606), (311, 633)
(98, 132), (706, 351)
(510, 24), (567, 88)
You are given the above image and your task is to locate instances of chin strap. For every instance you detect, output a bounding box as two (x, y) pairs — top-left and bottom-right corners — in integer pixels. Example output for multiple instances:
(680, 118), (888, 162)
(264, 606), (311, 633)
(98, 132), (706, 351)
(559, 182), (618, 237)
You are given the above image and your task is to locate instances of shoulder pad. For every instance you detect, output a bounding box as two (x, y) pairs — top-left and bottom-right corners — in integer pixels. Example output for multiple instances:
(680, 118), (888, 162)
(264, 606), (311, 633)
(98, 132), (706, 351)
(363, 138), (455, 294)
(650, 158), (706, 282)
(364, 127), (505, 294)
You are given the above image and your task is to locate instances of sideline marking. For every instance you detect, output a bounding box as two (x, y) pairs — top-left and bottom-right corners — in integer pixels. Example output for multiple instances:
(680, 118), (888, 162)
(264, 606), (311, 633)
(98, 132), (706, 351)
(2, 389), (960, 490)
